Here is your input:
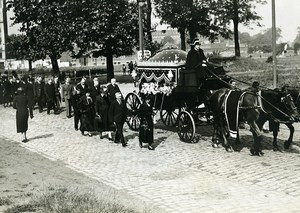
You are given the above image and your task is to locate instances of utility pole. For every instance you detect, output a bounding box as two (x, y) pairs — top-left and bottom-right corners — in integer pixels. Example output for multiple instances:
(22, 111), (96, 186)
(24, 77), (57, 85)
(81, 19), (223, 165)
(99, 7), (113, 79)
(0, 0), (8, 61)
(138, 0), (146, 60)
(272, 0), (277, 88)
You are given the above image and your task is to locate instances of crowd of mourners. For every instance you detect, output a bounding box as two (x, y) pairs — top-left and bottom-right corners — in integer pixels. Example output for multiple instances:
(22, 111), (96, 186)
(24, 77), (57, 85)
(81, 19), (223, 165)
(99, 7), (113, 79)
(0, 74), (154, 150)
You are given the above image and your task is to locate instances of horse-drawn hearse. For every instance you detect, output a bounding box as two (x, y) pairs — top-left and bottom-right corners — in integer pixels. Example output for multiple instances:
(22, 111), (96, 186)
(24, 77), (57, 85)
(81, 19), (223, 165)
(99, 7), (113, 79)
(125, 49), (231, 142)
(124, 49), (300, 156)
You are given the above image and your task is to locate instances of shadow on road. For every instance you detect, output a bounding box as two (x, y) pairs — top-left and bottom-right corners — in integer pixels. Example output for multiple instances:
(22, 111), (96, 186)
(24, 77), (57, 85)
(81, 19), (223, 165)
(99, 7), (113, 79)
(29, 133), (54, 141)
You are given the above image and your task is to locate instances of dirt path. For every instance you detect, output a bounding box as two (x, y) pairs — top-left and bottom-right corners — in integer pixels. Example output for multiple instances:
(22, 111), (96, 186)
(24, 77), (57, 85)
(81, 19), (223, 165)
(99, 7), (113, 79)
(0, 136), (157, 213)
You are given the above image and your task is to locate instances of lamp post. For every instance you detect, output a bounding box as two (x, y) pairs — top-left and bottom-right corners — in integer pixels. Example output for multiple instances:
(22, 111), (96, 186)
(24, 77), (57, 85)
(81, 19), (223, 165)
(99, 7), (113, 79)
(138, 0), (146, 60)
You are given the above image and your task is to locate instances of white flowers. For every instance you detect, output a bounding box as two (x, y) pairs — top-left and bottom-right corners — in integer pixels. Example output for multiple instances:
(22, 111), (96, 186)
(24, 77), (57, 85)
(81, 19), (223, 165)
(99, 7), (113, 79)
(140, 82), (174, 96)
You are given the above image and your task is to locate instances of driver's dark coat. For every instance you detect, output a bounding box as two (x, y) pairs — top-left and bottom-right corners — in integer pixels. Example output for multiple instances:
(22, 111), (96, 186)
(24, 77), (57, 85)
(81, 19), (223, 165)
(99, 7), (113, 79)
(185, 48), (207, 71)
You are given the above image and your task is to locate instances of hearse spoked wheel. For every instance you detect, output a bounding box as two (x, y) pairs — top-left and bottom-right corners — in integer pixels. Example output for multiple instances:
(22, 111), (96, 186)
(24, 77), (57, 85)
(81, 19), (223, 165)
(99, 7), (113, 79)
(177, 111), (196, 143)
(160, 108), (179, 127)
(125, 92), (141, 131)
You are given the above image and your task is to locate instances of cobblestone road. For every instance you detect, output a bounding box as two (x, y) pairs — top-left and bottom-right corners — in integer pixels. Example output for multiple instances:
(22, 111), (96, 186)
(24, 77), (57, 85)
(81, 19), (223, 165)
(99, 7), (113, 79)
(1, 83), (300, 212)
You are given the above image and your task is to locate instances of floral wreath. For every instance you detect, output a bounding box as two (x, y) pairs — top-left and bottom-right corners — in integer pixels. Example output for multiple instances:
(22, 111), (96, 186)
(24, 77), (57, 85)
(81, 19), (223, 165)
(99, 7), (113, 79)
(140, 82), (175, 96)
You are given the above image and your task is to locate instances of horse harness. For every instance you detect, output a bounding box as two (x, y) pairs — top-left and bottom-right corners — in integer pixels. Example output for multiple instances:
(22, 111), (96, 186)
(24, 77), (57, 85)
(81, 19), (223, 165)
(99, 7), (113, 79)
(236, 90), (296, 123)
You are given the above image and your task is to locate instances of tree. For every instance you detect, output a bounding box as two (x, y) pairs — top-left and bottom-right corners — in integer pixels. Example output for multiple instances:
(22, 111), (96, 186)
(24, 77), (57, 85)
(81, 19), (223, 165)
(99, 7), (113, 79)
(214, 0), (267, 57)
(293, 27), (300, 45)
(6, 34), (27, 60)
(250, 28), (282, 52)
(239, 32), (252, 45)
(294, 43), (300, 55)
(7, 0), (76, 75)
(72, 0), (139, 82)
(153, 0), (231, 51)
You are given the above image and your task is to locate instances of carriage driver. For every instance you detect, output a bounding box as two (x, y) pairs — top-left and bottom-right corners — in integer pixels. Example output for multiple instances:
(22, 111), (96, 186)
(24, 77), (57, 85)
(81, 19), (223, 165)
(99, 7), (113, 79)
(185, 38), (208, 87)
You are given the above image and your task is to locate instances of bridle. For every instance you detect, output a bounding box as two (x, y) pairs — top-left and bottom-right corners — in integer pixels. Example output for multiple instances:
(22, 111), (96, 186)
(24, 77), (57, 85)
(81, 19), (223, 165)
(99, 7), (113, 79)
(280, 93), (299, 122)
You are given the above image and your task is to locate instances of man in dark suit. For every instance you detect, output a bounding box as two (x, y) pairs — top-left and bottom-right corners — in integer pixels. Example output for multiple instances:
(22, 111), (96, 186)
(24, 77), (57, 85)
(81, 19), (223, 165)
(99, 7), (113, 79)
(107, 78), (121, 103)
(34, 76), (45, 113)
(25, 77), (35, 118)
(109, 92), (127, 147)
(44, 78), (57, 114)
(76, 76), (89, 98)
(90, 77), (101, 102)
(61, 77), (73, 118)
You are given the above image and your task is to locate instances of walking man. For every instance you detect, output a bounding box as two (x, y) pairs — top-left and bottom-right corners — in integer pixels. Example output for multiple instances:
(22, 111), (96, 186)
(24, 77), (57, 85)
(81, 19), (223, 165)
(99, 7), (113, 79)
(109, 92), (127, 147)
(61, 77), (73, 118)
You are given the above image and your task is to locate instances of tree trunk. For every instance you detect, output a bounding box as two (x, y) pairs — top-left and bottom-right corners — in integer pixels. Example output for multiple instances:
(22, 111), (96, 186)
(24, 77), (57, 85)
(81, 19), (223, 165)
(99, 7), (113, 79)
(179, 29), (186, 51)
(28, 59), (32, 71)
(106, 45), (114, 83)
(50, 54), (60, 75)
(233, 0), (241, 57)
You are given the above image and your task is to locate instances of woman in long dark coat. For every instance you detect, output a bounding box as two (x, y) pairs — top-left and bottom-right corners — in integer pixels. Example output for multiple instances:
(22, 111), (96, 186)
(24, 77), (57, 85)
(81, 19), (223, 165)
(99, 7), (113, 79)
(138, 96), (154, 150)
(13, 87), (33, 142)
(94, 86), (113, 140)
(79, 91), (94, 136)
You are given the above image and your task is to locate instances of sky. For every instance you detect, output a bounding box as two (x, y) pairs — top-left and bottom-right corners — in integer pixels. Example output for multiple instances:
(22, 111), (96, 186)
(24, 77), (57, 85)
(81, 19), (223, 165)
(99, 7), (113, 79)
(6, 0), (300, 43)
(155, 0), (300, 43)
(239, 0), (300, 43)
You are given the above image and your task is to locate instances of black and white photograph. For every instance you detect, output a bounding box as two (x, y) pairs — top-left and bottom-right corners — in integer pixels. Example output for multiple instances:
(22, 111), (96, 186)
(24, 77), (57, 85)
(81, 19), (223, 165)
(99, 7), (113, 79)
(0, 0), (300, 212)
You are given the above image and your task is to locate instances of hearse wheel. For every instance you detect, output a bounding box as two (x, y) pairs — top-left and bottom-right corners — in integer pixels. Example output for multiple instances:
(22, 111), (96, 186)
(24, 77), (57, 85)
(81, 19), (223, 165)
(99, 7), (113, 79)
(125, 92), (141, 131)
(177, 111), (196, 143)
(160, 108), (179, 127)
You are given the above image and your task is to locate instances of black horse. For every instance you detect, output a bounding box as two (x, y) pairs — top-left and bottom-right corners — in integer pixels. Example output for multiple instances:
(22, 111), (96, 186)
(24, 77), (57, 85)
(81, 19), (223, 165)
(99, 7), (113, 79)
(258, 86), (300, 151)
(209, 87), (300, 156)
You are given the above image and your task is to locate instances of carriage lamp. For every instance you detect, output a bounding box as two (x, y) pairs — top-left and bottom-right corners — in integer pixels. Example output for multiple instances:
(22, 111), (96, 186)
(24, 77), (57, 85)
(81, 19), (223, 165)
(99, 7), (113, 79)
(131, 69), (137, 87)
(167, 70), (173, 81)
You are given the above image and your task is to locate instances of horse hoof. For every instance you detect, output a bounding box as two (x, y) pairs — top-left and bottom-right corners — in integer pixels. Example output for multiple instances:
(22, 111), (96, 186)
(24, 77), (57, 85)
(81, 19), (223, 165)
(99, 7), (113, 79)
(250, 148), (256, 155)
(284, 141), (290, 150)
(250, 148), (263, 156)
(226, 147), (233, 153)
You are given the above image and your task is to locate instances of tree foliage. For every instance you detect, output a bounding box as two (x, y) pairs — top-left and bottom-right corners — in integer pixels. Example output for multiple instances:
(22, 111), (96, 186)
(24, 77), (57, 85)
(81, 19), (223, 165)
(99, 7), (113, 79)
(7, 0), (76, 74)
(6, 34), (29, 60)
(214, 0), (267, 57)
(7, 0), (139, 80)
(250, 28), (282, 48)
(70, 0), (139, 81)
(294, 42), (300, 55)
(293, 27), (300, 45)
(153, 0), (231, 51)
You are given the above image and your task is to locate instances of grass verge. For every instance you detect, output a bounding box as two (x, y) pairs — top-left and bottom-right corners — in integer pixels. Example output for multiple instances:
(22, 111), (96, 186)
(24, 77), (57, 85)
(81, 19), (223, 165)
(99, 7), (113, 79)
(4, 187), (144, 213)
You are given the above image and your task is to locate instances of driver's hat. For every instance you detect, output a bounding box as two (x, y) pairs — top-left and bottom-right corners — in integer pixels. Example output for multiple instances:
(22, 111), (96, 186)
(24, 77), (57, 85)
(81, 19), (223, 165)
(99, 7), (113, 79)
(192, 38), (201, 46)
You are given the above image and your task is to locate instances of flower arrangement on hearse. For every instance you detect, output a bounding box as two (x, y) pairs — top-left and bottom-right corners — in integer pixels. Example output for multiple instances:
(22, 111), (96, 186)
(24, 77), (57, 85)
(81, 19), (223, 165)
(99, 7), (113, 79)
(140, 82), (175, 97)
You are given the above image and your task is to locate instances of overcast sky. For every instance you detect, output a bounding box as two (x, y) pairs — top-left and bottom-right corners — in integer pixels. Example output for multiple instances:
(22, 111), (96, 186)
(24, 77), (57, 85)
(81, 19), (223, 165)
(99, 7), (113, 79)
(239, 0), (300, 43)
(7, 0), (300, 43)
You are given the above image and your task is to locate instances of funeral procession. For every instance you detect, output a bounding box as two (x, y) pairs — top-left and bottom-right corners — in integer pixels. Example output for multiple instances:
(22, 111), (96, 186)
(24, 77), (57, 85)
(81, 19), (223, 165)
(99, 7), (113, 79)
(0, 0), (300, 212)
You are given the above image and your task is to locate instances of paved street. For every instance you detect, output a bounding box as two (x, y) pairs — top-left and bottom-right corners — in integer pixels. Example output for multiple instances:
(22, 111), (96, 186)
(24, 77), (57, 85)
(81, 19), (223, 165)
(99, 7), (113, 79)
(1, 83), (300, 212)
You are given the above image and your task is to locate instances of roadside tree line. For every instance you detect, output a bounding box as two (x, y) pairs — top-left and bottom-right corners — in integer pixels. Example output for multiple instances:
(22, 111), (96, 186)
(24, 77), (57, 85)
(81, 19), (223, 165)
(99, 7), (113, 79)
(6, 0), (267, 81)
